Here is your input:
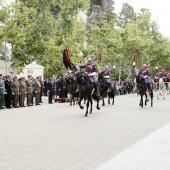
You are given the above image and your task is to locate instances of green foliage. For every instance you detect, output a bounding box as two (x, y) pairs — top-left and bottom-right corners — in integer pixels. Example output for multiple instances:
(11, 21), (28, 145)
(1, 0), (170, 78)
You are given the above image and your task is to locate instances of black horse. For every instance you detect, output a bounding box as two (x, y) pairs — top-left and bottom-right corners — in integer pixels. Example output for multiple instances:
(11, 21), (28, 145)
(66, 76), (79, 106)
(98, 73), (115, 106)
(136, 75), (153, 108)
(75, 72), (100, 117)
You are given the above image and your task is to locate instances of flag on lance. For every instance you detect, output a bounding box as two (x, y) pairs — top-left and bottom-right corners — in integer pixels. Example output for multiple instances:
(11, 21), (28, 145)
(133, 50), (136, 62)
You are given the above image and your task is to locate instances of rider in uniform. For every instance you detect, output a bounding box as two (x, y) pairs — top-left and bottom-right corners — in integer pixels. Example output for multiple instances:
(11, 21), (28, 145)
(101, 66), (111, 89)
(138, 64), (146, 75)
(79, 58), (100, 96)
(141, 65), (152, 92)
(158, 67), (168, 89)
(158, 67), (167, 78)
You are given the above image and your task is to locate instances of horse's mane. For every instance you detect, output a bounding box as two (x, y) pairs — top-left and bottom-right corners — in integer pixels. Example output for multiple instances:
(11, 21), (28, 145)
(136, 75), (145, 84)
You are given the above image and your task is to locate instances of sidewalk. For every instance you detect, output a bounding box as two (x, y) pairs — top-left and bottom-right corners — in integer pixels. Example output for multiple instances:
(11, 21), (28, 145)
(97, 124), (170, 170)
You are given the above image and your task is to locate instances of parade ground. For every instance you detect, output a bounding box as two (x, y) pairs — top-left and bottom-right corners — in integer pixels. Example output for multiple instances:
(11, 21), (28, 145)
(0, 93), (170, 170)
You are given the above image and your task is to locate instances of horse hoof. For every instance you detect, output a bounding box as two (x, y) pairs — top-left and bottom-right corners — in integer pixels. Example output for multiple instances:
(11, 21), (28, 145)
(84, 115), (88, 117)
(157, 98), (159, 99)
(102, 104), (105, 106)
(97, 107), (100, 110)
(80, 106), (84, 109)
(90, 111), (92, 114)
(163, 97), (165, 99)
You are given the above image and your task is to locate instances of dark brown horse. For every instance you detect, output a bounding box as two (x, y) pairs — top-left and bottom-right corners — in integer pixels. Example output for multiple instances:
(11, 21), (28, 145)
(136, 75), (153, 108)
(66, 76), (79, 106)
(98, 73), (115, 106)
(75, 72), (100, 117)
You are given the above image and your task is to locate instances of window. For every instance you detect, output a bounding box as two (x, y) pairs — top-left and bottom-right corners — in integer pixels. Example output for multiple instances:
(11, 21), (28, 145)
(27, 69), (33, 74)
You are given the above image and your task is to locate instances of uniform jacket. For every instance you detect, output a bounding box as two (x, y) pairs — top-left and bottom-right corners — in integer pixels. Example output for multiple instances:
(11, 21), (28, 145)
(0, 80), (5, 94)
(12, 81), (19, 95)
(34, 80), (41, 93)
(158, 71), (167, 78)
(26, 80), (32, 93)
(141, 70), (152, 77)
(102, 70), (110, 77)
(5, 79), (13, 101)
(19, 81), (27, 95)
(47, 82), (55, 93)
(80, 64), (97, 73)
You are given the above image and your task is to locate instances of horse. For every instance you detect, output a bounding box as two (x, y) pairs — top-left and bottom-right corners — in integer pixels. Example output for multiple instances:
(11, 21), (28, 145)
(98, 73), (115, 106)
(136, 75), (153, 108)
(157, 78), (166, 99)
(75, 72), (100, 117)
(66, 76), (79, 105)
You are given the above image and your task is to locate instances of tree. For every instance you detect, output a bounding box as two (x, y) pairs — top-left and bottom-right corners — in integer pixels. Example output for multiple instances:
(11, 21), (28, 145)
(2, 0), (89, 76)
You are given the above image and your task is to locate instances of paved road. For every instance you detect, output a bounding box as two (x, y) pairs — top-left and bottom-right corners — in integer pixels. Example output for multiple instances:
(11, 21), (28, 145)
(0, 94), (170, 170)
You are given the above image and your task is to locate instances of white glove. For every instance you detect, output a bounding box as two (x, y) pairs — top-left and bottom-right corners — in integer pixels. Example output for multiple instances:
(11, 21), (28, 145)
(35, 91), (37, 93)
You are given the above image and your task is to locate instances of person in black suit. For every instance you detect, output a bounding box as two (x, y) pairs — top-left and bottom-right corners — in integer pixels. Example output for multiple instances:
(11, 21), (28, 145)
(43, 78), (48, 96)
(39, 76), (43, 103)
(47, 78), (55, 104)
(60, 75), (66, 98)
(5, 75), (13, 109)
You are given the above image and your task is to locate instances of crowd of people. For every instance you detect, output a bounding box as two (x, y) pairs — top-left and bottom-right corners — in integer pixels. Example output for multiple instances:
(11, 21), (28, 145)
(0, 73), (77, 110)
(0, 75), (44, 109)
(3, 61), (169, 110)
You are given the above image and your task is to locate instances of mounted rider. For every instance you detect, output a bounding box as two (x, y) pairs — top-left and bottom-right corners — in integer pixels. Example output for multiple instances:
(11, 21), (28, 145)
(140, 65), (153, 92)
(158, 67), (167, 78)
(158, 67), (169, 89)
(101, 66), (111, 88)
(79, 57), (100, 96)
(138, 64), (146, 75)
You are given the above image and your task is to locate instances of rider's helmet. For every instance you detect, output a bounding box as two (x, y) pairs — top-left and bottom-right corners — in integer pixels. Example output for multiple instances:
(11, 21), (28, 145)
(105, 66), (108, 70)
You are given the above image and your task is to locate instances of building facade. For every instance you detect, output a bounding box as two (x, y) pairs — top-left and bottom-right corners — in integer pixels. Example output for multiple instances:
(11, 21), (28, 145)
(0, 61), (44, 79)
